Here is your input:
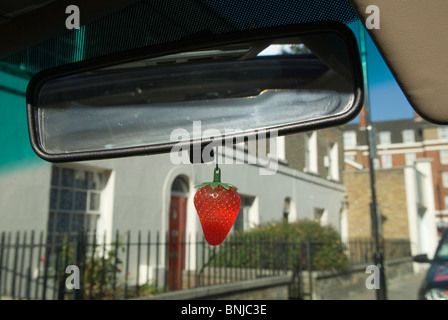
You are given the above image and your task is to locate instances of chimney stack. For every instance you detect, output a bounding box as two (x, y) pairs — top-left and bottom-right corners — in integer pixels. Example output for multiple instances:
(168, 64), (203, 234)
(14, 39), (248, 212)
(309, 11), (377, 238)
(414, 111), (423, 121)
(359, 106), (367, 130)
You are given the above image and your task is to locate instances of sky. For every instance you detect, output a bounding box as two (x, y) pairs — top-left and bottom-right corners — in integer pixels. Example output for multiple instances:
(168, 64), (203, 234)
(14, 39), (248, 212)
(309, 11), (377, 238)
(348, 21), (415, 123)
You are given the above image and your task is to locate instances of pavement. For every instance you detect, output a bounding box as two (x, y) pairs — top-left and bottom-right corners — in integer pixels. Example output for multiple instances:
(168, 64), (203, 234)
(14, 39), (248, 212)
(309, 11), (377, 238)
(345, 272), (425, 300)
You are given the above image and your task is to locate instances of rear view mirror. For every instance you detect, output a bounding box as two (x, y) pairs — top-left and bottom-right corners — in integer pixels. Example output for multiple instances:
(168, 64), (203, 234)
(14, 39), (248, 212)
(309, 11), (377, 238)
(26, 22), (363, 162)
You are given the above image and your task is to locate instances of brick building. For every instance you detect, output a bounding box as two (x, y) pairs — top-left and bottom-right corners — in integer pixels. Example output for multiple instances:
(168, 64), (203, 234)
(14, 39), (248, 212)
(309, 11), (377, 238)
(285, 126), (344, 183)
(344, 113), (448, 236)
(282, 127), (347, 237)
(344, 155), (439, 260)
(344, 168), (409, 240)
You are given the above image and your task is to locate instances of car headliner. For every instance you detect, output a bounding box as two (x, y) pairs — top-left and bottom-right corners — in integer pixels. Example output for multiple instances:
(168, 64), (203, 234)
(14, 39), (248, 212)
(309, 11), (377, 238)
(0, 0), (447, 125)
(350, 0), (448, 124)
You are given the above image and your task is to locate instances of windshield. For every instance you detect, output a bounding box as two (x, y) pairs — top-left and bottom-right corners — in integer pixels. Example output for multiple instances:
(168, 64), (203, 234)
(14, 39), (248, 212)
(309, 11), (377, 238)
(0, 0), (446, 304)
(435, 232), (448, 261)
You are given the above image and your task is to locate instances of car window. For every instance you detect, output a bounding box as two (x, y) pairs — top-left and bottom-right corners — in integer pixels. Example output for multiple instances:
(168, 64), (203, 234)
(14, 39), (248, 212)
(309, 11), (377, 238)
(435, 233), (448, 261)
(2, 1), (359, 74)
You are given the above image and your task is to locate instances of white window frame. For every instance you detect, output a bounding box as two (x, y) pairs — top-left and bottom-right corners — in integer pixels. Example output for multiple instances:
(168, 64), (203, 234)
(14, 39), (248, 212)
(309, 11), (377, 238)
(442, 172), (448, 188)
(440, 150), (448, 165)
(49, 166), (105, 235)
(304, 131), (318, 173)
(233, 196), (256, 231)
(402, 129), (415, 143)
(314, 208), (328, 226)
(444, 196), (448, 210)
(327, 142), (339, 181)
(405, 153), (416, 165)
(373, 158), (380, 169)
(344, 154), (355, 162)
(275, 136), (286, 161)
(343, 131), (357, 149)
(439, 127), (448, 140)
(378, 131), (391, 145)
(381, 154), (392, 168)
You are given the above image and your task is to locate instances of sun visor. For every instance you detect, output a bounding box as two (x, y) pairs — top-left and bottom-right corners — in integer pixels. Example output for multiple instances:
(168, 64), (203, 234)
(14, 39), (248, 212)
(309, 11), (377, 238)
(350, 0), (448, 124)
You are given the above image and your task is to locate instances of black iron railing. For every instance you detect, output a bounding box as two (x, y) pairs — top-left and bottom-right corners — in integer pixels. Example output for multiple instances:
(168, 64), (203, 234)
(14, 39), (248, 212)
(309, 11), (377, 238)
(0, 230), (412, 300)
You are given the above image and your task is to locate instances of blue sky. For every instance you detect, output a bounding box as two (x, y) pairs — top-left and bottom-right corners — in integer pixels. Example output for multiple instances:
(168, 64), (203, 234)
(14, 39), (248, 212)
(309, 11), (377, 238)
(348, 22), (415, 123)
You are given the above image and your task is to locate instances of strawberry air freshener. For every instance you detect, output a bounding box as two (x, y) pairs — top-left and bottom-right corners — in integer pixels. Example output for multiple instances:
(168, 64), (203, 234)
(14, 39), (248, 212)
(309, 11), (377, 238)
(194, 165), (241, 246)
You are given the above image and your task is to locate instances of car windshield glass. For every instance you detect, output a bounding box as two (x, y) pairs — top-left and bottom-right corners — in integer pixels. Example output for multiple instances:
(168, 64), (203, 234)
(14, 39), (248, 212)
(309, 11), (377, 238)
(435, 233), (448, 261)
(2, 0), (448, 303)
(1, 1), (359, 74)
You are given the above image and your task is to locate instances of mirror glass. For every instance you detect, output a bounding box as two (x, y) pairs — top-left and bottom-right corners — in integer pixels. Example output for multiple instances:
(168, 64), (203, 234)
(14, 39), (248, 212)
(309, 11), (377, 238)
(31, 31), (358, 157)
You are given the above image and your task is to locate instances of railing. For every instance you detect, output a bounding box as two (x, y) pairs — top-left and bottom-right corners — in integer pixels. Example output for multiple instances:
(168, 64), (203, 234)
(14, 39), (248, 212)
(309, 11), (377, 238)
(343, 237), (412, 266)
(0, 230), (412, 300)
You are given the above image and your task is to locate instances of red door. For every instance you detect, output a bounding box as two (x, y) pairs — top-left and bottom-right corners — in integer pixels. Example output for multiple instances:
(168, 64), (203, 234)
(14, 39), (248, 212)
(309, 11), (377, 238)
(168, 195), (187, 290)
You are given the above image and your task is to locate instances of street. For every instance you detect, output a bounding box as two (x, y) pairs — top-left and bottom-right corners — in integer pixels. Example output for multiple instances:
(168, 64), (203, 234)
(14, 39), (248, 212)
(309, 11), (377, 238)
(345, 272), (425, 300)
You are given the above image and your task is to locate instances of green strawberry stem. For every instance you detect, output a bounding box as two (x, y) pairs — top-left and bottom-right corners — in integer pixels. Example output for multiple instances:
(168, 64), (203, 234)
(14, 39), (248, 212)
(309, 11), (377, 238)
(195, 164), (238, 190)
(213, 164), (221, 182)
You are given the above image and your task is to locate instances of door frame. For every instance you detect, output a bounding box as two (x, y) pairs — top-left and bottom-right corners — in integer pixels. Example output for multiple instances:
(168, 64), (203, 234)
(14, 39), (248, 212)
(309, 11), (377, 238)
(167, 176), (189, 290)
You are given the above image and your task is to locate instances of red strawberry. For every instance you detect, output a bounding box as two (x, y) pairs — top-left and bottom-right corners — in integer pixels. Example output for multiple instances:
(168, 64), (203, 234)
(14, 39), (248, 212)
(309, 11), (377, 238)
(194, 166), (241, 246)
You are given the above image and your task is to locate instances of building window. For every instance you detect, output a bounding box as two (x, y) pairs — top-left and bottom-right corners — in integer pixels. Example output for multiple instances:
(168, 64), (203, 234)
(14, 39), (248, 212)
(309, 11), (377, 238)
(442, 172), (448, 188)
(378, 131), (391, 145)
(233, 196), (255, 231)
(373, 158), (380, 169)
(439, 127), (448, 140)
(343, 131), (357, 148)
(405, 153), (416, 165)
(314, 208), (328, 226)
(327, 142), (339, 181)
(304, 131), (317, 173)
(441, 150), (448, 165)
(444, 196), (448, 210)
(283, 197), (291, 222)
(48, 166), (105, 236)
(402, 130), (415, 143)
(381, 154), (392, 168)
(344, 154), (355, 162)
(274, 136), (286, 161)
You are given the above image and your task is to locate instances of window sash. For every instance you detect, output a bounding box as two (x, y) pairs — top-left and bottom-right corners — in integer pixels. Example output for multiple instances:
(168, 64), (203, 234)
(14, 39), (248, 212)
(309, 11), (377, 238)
(49, 166), (104, 235)
(51, 187), (101, 213)
(378, 131), (391, 145)
(441, 150), (448, 165)
(48, 211), (99, 234)
(305, 132), (317, 172)
(405, 153), (416, 165)
(439, 127), (448, 140)
(343, 131), (356, 148)
(442, 172), (448, 188)
(444, 196), (448, 210)
(381, 154), (392, 168)
(328, 142), (339, 180)
(402, 130), (415, 143)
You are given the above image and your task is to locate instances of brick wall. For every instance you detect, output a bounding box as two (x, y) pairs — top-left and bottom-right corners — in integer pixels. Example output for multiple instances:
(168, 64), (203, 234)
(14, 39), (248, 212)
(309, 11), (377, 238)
(423, 127), (438, 141)
(285, 132), (305, 171)
(344, 168), (410, 240)
(285, 126), (344, 183)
